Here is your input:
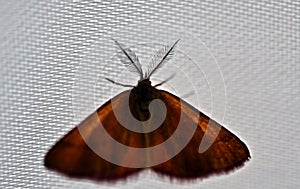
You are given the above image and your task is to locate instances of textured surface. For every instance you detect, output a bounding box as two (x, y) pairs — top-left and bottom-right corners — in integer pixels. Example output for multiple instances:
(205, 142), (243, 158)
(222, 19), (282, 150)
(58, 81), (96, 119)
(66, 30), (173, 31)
(0, 1), (299, 188)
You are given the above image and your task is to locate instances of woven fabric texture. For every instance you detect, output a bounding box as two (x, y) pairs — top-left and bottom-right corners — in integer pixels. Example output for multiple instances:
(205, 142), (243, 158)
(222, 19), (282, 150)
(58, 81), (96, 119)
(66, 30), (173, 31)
(0, 1), (299, 188)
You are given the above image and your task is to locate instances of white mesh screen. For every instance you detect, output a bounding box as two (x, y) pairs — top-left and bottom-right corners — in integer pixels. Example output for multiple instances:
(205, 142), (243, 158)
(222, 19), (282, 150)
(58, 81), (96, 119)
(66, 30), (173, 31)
(1, 1), (299, 188)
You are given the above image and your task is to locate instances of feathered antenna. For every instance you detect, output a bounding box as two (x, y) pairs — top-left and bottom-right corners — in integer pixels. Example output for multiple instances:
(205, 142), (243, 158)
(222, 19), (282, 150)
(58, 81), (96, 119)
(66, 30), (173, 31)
(113, 40), (144, 80)
(145, 39), (180, 79)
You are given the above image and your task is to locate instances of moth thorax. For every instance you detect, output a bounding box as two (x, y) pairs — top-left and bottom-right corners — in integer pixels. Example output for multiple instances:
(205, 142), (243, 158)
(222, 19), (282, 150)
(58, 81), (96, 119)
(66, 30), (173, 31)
(129, 84), (156, 121)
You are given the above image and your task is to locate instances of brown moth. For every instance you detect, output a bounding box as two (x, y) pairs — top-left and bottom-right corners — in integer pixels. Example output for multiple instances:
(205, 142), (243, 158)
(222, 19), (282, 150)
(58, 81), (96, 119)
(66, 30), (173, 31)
(44, 40), (250, 181)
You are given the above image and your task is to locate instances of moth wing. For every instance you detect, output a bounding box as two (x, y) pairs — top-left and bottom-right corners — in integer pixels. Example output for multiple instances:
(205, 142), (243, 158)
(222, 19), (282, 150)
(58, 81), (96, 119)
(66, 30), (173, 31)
(150, 90), (250, 179)
(44, 90), (144, 181)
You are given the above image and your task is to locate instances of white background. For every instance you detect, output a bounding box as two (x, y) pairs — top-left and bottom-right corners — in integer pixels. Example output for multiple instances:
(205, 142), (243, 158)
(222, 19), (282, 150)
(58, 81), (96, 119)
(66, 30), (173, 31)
(1, 1), (299, 188)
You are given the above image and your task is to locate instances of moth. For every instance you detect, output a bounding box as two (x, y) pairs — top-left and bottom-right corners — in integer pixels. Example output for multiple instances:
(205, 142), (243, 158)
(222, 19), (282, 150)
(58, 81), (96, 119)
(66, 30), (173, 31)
(44, 40), (250, 181)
